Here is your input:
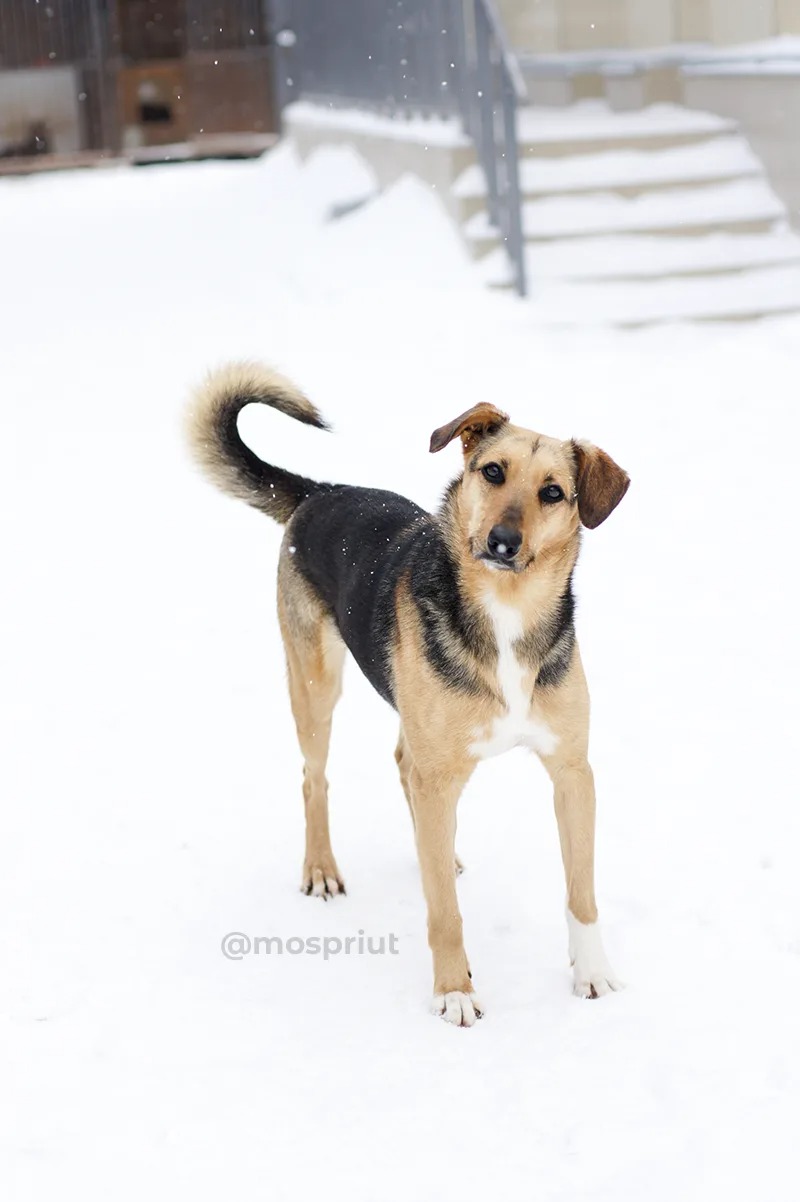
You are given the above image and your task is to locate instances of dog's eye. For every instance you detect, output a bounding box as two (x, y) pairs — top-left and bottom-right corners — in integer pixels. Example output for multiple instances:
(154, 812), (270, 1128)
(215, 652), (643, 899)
(540, 484), (564, 504)
(481, 463), (505, 485)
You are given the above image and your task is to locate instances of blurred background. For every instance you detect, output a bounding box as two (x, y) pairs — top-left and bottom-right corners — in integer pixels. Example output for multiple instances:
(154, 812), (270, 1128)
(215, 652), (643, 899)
(3, 1), (800, 319)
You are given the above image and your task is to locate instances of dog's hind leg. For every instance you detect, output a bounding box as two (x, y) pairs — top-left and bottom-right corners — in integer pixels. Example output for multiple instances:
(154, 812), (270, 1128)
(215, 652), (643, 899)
(395, 727), (463, 875)
(394, 729), (416, 834)
(278, 563), (346, 899)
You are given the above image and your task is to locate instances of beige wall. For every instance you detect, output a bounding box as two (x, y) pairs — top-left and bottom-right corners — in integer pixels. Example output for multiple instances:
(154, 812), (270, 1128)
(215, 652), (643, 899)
(497, 0), (560, 52)
(707, 0), (775, 44)
(627, 0), (675, 46)
(560, 0), (627, 50)
(497, 0), (800, 51)
(497, 0), (676, 51)
(676, 0), (711, 42)
(776, 0), (800, 32)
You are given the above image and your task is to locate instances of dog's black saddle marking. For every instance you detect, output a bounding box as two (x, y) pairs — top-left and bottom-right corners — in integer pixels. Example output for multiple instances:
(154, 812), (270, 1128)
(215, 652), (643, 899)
(290, 486), (482, 706)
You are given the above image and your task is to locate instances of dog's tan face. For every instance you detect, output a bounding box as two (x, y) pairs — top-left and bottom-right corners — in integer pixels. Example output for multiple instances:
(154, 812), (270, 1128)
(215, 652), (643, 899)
(430, 404), (629, 575)
(461, 426), (581, 573)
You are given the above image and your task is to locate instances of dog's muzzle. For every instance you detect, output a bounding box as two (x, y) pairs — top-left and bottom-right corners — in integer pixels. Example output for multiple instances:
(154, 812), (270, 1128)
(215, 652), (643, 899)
(483, 524), (522, 569)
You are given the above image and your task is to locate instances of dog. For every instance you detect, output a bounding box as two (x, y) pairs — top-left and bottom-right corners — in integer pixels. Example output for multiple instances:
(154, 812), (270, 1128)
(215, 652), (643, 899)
(188, 362), (630, 1025)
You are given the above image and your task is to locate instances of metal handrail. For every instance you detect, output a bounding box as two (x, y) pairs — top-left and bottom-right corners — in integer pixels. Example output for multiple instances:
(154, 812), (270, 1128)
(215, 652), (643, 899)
(466, 0), (527, 295)
(474, 0), (527, 100)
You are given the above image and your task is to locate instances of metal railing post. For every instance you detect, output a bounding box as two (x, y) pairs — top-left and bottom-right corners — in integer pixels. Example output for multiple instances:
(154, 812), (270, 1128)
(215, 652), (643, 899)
(470, 0), (527, 296)
(474, 0), (499, 227)
(501, 64), (526, 296)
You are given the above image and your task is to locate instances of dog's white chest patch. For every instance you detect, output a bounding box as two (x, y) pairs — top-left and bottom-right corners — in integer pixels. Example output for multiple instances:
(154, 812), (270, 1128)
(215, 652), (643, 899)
(470, 595), (558, 760)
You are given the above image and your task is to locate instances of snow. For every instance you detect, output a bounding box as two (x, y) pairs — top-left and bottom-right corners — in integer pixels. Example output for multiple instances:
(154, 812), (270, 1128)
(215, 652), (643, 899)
(285, 100), (470, 147)
(478, 229), (800, 285)
(2, 142), (799, 1201)
(692, 33), (800, 60)
(466, 178), (785, 243)
(519, 35), (800, 75)
(454, 137), (762, 199)
(516, 101), (736, 144)
(682, 33), (800, 74)
(519, 263), (800, 325)
(686, 60), (800, 76)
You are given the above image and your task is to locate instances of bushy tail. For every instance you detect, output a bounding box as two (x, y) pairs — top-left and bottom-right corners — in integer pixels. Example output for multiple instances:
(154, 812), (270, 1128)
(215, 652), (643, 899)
(186, 362), (329, 522)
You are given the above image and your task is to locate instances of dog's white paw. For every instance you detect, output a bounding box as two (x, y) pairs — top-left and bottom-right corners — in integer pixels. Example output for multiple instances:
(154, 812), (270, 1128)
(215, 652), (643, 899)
(572, 967), (625, 999)
(567, 909), (624, 1000)
(432, 991), (484, 1027)
(302, 862), (345, 900)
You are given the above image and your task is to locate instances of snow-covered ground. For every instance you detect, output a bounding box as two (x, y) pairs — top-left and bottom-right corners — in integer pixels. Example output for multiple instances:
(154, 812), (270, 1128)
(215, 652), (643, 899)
(2, 143), (799, 1201)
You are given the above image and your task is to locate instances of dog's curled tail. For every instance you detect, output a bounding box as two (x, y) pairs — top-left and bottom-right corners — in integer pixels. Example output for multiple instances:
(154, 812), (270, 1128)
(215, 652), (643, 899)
(186, 361), (329, 523)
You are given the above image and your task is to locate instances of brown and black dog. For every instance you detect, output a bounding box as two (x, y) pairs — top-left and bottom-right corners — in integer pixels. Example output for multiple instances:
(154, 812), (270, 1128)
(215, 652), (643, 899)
(188, 362), (630, 1025)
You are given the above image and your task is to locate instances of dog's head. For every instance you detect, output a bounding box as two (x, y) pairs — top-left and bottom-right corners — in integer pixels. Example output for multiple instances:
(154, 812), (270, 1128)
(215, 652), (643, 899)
(430, 404), (629, 574)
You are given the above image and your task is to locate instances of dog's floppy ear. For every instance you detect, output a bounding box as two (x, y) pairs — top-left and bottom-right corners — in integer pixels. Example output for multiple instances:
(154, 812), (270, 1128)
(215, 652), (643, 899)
(571, 440), (630, 529)
(429, 404), (509, 454)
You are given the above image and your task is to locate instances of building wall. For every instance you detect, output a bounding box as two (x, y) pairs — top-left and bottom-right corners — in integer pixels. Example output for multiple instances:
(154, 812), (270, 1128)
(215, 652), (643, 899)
(775, 0), (800, 33)
(560, 0), (629, 50)
(499, 0), (560, 52)
(497, 0), (800, 51)
(706, 0), (775, 44)
(627, 0), (675, 47)
(675, 0), (711, 42)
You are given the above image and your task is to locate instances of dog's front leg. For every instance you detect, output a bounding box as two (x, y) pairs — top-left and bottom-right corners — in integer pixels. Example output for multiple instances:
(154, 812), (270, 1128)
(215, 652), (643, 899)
(408, 763), (482, 1026)
(546, 757), (624, 999)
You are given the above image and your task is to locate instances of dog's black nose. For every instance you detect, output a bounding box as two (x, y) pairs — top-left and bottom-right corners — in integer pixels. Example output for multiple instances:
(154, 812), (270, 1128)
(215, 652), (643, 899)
(487, 525), (521, 561)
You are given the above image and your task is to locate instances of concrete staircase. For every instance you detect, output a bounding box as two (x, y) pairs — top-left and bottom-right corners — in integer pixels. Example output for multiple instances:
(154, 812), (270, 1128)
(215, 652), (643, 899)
(453, 101), (800, 324)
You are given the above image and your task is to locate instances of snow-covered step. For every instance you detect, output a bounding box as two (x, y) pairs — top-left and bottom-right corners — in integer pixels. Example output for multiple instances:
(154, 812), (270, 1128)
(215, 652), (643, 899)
(516, 101), (737, 157)
(526, 265), (800, 326)
(465, 178), (783, 253)
(478, 229), (800, 287)
(457, 99), (800, 322)
(454, 137), (761, 206)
